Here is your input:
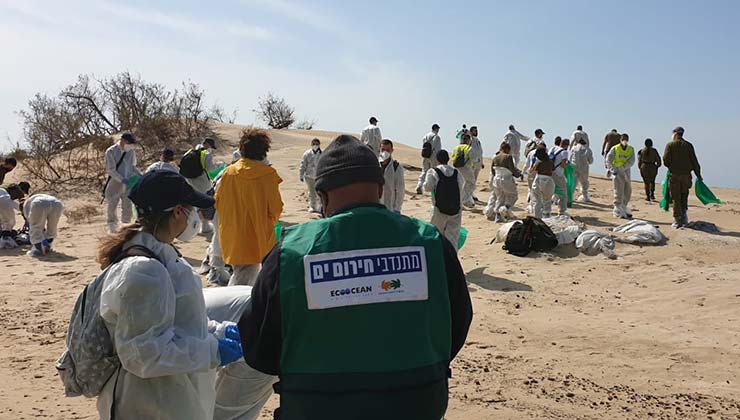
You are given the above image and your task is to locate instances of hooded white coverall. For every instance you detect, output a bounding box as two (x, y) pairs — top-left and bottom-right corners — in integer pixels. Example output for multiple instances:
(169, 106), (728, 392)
(606, 144), (636, 217)
(104, 143), (141, 233)
(531, 162), (555, 219)
(97, 232), (221, 420)
(299, 148), (322, 212)
(416, 132), (442, 191)
(469, 136), (484, 195)
(503, 129), (530, 166)
(492, 167), (518, 219)
(203, 286), (278, 420)
(522, 149), (539, 212)
(551, 147), (569, 215)
(22, 194), (64, 246)
(381, 159), (405, 213)
(424, 164), (464, 249)
(570, 129), (590, 147)
(568, 143), (594, 201)
(360, 124), (382, 156)
(145, 161), (178, 173)
(0, 188), (19, 231)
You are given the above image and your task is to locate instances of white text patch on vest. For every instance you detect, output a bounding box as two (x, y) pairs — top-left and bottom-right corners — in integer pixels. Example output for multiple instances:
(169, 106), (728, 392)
(303, 246), (429, 310)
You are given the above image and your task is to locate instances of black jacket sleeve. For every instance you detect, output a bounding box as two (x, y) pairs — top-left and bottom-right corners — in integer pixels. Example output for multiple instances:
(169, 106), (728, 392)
(440, 236), (473, 360)
(238, 244), (282, 375)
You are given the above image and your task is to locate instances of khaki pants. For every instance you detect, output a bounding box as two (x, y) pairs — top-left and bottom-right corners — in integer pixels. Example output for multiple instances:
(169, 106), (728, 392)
(430, 208), (462, 250)
(532, 174), (555, 219)
(228, 264), (261, 287)
(640, 166), (658, 200)
(669, 173), (692, 220)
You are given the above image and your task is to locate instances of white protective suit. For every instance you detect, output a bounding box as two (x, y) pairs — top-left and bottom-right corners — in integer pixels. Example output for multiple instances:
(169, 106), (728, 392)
(0, 188), (19, 231)
(97, 232), (221, 420)
(381, 159), (405, 213)
(522, 149), (538, 213)
(416, 131), (442, 191)
(186, 145), (219, 194)
(104, 143), (141, 233)
(568, 143), (593, 201)
(551, 147), (569, 215)
(570, 129), (590, 147)
(503, 129), (530, 166)
(531, 172), (555, 219)
(491, 167), (518, 220)
(203, 286), (278, 420)
(424, 164), (464, 249)
(469, 136), (484, 196)
(360, 124), (382, 156)
(606, 145), (635, 218)
(22, 194), (64, 245)
(145, 161), (178, 173)
(299, 148), (322, 212)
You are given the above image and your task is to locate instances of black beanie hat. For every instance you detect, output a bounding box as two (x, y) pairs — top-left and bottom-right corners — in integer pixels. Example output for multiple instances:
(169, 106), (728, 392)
(314, 135), (384, 192)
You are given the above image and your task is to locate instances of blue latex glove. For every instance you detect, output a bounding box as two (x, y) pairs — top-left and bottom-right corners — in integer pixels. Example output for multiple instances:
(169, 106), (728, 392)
(224, 324), (240, 341)
(121, 177), (129, 186)
(218, 338), (243, 366)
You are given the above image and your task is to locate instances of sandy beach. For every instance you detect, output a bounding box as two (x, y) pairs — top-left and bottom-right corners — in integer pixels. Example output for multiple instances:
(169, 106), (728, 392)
(1, 123), (739, 420)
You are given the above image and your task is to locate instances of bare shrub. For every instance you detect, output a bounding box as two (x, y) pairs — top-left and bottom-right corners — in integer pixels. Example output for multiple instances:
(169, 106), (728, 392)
(253, 93), (295, 129)
(17, 72), (226, 192)
(294, 119), (316, 130)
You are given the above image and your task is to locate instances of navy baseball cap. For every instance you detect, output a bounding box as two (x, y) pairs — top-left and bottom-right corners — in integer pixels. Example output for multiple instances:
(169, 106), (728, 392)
(161, 148), (175, 159)
(121, 132), (137, 143)
(204, 138), (217, 149)
(129, 170), (214, 213)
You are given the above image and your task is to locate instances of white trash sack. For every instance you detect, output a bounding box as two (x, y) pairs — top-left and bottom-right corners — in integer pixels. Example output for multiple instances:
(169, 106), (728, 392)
(576, 230), (617, 259)
(542, 215), (585, 245)
(612, 219), (667, 245)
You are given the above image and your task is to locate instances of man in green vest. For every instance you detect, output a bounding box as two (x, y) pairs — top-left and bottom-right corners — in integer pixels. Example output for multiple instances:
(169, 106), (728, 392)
(606, 133), (636, 219)
(238, 134), (473, 420)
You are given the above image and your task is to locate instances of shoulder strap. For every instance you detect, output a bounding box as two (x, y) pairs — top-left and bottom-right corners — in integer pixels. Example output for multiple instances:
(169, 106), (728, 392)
(115, 151), (127, 170)
(111, 245), (163, 266)
(393, 160), (400, 171)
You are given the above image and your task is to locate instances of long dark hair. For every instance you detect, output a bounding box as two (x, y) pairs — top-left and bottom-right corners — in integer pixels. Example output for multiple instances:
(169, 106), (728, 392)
(96, 210), (172, 269)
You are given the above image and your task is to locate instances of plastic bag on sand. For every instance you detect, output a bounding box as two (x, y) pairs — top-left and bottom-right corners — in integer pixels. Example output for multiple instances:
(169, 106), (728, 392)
(564, 163), (576, 208)
(494, 221), (518, 244)
(695, 179), (722, 205)
(576, 230), (616, 259)
(542, 215), (585, 242)
(0, 237), (18, 249)
(660, 172), (671, 212)
(612, 220), (666, 245)
(557, 226), (582, 245)
(458, 227), (469, 249)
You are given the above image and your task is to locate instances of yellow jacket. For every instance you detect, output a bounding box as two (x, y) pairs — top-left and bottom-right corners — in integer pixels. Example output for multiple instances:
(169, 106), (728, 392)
(215, 159), (284, 265)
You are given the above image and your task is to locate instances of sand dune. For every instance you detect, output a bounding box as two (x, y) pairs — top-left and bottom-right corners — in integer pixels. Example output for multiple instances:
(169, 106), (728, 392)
(1, 123), (739, 419)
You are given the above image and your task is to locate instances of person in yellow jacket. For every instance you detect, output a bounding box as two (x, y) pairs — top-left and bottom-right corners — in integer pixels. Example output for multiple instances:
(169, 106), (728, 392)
(606, 133), (636, 219)
(215, 128), (284, 286)
(452, 134), (476, 208)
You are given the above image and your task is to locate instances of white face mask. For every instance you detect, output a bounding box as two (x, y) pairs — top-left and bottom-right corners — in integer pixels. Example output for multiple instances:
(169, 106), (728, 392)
(621, 141), (629, 147)
(312, 145), (320, 152)
(177, 208), (201, 242)
(379, 151), (391, 161)
(123, 143), (135, 152)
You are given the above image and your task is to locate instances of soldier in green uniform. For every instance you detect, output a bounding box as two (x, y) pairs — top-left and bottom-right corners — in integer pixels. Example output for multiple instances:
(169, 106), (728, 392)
(238, 134), (473, 420)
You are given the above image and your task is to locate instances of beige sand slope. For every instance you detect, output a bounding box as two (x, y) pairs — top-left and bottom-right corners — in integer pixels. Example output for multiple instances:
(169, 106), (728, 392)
(1, 123), (739, 419)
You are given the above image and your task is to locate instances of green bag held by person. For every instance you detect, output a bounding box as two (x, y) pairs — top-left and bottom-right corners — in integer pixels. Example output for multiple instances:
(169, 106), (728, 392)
(458, 227), (468, 250)
(660, 172), (671, 212)
(564, 163), (576, 208)
(208, 164), (226, 180)
(695, 179), (722, 205)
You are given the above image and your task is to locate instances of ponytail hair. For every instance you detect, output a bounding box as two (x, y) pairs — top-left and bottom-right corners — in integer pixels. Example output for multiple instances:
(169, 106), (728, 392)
(96, 210), (172, 269)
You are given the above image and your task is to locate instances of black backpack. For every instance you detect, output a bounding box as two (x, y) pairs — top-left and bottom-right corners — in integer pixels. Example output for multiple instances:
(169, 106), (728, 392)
(503, 217), (558, 257)
(421, 142), (433, 158)
(179, 149), (203, 178)
(433, 168), (461, 216)
(452, 148), (468, 168)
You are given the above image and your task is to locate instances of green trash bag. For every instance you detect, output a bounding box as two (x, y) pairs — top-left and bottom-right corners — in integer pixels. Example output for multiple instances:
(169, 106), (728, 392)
(126, 174), (141, 189)
(564, 163), (576, 208)
(274, 221), (283, 242)
(659, 172), (671, 212)
(695, 179), (723, 205)
(208, 164), (226, 180)
(457, 227), (468, 250)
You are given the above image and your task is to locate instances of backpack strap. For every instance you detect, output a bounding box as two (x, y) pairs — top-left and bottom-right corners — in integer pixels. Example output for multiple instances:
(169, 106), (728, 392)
(392, 160), (400, 171)
(111, 244), (164, 266)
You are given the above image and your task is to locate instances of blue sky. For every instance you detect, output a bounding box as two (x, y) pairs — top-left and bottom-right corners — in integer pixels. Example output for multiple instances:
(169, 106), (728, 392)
(1, 0), (738, 187)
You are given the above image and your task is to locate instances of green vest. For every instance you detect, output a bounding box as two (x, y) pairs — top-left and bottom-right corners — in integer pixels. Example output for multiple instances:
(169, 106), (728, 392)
(278, 205), (452, 419)
(452, 144), (471, 167)
(613, 144), (634, 168)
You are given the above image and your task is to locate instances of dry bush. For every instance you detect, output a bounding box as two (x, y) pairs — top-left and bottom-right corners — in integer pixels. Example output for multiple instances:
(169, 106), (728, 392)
(294, 119), (316, 130)
(17, 72), (227, 192)
(253, 92), (295, 129)
(64, 203), (101, 224)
